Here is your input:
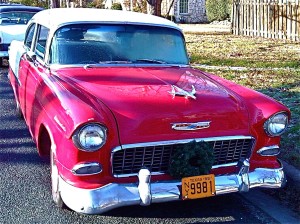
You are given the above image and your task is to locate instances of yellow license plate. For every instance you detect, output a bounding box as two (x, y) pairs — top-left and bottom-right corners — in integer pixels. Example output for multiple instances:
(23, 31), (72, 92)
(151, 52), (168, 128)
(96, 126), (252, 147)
(182, 174), (216, 200)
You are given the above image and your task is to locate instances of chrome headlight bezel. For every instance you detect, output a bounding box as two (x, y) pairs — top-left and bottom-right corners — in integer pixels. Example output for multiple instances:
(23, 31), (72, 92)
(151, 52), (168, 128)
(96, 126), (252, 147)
(72, 123), (107, 152)
(264, 112), (289, 137)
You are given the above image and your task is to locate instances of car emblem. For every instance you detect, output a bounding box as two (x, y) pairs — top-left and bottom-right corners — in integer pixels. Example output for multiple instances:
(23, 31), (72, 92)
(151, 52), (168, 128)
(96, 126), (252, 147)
(171, 121), (211, 131)
(169, 85), (196, 99)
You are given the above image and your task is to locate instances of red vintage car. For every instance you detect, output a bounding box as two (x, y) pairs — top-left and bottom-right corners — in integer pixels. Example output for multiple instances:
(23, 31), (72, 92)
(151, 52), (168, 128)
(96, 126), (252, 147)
(8, 8), (290, 214)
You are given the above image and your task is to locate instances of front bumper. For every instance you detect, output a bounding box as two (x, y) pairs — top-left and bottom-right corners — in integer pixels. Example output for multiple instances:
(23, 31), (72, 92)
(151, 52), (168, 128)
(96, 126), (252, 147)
(59, 160), (286, 214)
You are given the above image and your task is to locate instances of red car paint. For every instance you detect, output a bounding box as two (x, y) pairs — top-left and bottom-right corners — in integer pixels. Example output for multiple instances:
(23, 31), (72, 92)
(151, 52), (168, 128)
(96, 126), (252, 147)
(9, 60), (289, 189)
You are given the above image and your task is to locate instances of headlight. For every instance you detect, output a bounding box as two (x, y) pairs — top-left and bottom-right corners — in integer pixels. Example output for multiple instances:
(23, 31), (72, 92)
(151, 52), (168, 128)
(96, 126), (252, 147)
(264, 112), (288, 136)
(72, 124), (107, 152)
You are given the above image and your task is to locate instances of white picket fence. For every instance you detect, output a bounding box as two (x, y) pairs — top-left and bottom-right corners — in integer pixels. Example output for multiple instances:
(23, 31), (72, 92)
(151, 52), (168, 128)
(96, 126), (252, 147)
(231, 0), (300, 41)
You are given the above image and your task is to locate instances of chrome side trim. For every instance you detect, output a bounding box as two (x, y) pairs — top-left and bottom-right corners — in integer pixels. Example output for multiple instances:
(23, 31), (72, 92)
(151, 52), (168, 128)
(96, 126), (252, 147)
(59, 161), (285, 214)
(54, 115), (66, 132)
(50, 63), (190, 69)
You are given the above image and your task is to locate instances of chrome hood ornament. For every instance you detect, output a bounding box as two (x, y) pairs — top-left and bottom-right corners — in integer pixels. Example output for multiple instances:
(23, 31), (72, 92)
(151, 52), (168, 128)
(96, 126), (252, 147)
(169, 85), (196, 99)
(172, 121), (211, 131)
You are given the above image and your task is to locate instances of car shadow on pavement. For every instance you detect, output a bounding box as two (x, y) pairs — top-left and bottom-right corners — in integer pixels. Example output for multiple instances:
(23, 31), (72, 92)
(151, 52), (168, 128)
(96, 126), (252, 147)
(103, 193), (276, 223)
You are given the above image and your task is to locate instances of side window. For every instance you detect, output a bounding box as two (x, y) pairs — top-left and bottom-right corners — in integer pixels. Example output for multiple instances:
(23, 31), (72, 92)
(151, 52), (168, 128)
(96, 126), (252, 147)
(24, 24), (36, 49)
(35, 26), (49, 60)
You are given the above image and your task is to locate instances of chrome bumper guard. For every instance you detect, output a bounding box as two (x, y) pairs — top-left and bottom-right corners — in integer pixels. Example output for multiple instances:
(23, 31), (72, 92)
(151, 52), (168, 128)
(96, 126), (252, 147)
(59, 160), (285, 214)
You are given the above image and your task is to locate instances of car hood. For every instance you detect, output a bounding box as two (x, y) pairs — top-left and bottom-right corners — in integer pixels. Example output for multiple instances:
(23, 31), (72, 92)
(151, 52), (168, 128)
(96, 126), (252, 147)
(56, 66), (250, 144)
(0, 25), (27, 43)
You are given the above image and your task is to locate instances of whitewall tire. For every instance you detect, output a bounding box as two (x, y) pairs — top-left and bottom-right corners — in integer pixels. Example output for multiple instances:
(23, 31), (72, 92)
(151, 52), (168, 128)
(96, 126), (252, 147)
(51, 150), (64, 208)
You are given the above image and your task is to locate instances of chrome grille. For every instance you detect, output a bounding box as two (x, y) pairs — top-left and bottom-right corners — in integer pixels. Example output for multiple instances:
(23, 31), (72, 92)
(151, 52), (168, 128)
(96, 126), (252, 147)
(112, 137), (255, 177)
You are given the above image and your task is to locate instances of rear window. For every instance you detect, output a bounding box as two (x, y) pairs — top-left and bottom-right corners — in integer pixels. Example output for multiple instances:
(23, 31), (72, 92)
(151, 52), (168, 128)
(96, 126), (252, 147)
(0, 11), (37, 24)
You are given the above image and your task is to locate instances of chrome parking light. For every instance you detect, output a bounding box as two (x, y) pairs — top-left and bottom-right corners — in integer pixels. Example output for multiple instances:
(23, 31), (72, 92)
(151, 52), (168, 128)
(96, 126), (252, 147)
(72, 162), (102, 176)
(257, 145), (281, 156)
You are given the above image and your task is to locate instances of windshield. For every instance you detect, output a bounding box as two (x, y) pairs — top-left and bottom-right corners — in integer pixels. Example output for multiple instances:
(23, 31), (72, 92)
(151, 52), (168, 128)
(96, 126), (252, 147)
(50, 24), (189, 65)
(0, 12), (36, 24)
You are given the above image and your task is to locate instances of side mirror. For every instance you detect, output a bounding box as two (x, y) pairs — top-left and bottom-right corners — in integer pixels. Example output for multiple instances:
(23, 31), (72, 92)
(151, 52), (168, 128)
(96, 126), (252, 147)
(26, 51), (37, 63)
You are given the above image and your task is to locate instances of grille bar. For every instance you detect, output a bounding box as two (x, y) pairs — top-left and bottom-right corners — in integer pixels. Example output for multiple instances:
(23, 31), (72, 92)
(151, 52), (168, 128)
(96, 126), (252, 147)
(112, 136), (255, 177)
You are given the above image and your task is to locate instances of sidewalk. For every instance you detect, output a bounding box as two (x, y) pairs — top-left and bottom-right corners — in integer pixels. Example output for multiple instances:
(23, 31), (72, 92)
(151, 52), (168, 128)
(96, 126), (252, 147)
(282, 161), (300, 187)
(178, 23), (231, 33)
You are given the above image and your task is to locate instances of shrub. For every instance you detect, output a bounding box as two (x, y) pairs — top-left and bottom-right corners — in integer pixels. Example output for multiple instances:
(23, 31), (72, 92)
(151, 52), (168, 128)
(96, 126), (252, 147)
(111, 2), (122, 10)
(12, 0), (48, 8)
(206, 0), (232, 22)
(87, 0), (105, 8)
(133, 0), (147, 13)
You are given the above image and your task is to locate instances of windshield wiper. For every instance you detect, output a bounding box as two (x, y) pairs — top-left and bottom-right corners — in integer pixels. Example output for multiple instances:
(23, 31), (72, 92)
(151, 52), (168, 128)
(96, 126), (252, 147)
(84, 61), (133, 68)
(99, 61), (133, 64)
(134, 59), (167, 64)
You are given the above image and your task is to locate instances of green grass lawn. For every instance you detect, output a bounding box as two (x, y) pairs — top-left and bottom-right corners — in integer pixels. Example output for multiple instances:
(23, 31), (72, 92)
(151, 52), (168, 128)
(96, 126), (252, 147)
(185, 33), (300, 169)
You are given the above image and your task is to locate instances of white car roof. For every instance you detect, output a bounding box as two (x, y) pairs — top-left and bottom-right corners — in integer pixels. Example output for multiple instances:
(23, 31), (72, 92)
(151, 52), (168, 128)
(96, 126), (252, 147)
(30, 8), (181, 31)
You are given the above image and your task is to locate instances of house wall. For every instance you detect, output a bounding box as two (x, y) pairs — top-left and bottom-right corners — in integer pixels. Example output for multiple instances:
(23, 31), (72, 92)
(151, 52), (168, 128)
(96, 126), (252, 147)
(176, 0), (207, 23)
(162, 0), (208, 23)
(105, 0), (208, 24)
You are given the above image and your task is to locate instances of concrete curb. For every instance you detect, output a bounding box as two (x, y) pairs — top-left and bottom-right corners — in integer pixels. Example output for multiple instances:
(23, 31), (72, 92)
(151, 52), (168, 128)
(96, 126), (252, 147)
(240, 189), (300, 223)
(240, 161), (300, 223)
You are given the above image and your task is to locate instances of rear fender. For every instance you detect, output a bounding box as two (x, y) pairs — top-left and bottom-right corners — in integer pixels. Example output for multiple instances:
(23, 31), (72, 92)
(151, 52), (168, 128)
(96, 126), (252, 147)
(9, 40), (26, 78)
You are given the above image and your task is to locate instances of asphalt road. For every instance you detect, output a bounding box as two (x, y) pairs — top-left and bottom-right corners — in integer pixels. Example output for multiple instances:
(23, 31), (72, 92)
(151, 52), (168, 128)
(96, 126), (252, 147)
(0, 67), (294, 224)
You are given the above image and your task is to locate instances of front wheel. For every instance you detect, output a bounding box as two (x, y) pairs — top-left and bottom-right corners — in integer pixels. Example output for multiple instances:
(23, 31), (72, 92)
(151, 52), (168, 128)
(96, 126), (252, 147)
(51, 150), (65, 208)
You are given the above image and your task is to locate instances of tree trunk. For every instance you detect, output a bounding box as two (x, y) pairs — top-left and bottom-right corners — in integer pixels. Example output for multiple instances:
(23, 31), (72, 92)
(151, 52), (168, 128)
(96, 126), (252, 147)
(146, 0), (161, 16)
(156, 0), (161, 16)
(50, 0), (60, 8)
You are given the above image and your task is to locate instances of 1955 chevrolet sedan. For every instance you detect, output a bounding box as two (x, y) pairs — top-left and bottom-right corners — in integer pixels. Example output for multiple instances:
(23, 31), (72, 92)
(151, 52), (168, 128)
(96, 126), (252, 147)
(8, 8), (290, 214)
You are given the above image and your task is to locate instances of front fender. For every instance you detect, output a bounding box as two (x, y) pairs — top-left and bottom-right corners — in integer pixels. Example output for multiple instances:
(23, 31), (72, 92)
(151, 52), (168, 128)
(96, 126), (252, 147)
(35, 70), (119, 140)
(33, 72), (120, 187)
(204, 72), (291, 169)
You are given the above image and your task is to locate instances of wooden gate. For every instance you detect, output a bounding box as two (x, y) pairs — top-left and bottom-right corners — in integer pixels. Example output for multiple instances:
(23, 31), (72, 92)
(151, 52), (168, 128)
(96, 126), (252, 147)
(231, 0), (300, 41)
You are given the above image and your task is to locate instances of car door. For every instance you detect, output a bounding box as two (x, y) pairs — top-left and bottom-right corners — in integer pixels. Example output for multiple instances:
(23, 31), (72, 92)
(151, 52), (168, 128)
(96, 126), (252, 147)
(17, 23), (36, 123)
(18, 23), (50, 136)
